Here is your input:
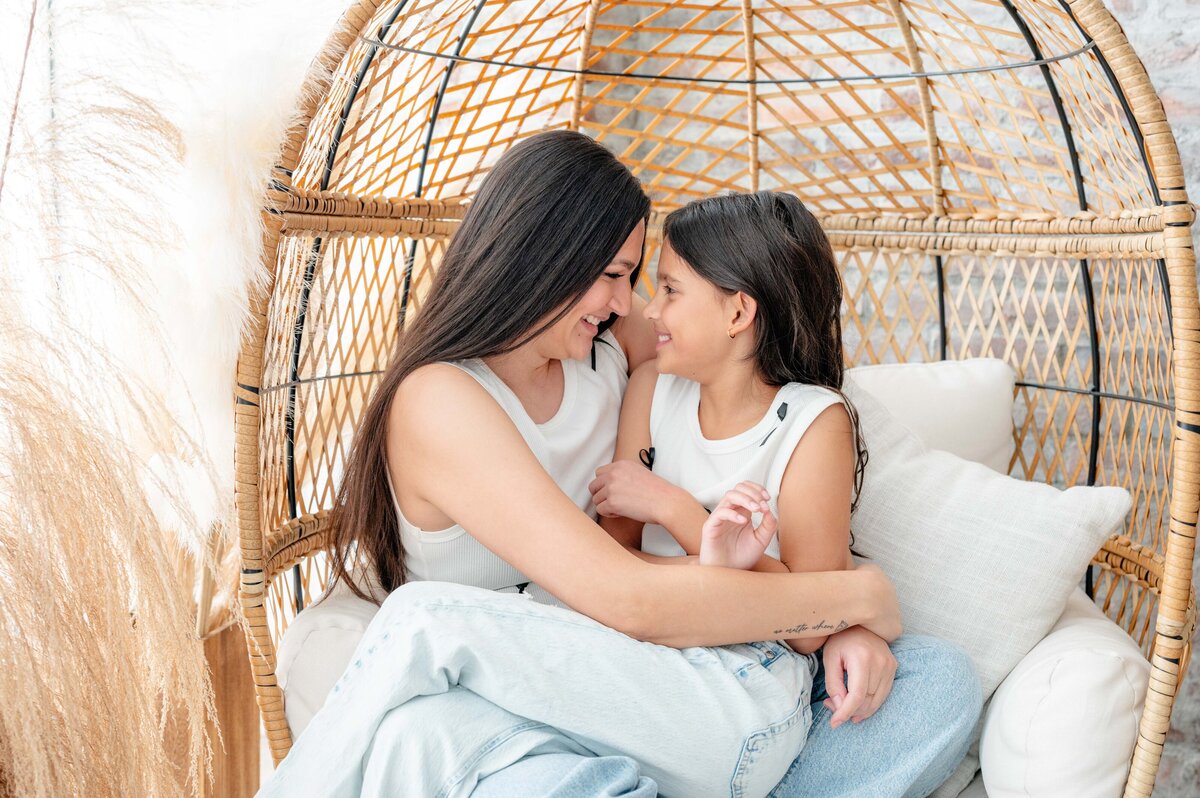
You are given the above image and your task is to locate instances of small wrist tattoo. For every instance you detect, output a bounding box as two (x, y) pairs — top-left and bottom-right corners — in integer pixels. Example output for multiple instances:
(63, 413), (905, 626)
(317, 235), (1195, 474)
(773, 618), (846, 635)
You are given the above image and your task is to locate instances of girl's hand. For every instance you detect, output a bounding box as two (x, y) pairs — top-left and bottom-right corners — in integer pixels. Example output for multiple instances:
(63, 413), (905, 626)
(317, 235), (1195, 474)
(819, 626), (898, 729)
(589, 460), (683, 525)
(699, 482), (778, 570)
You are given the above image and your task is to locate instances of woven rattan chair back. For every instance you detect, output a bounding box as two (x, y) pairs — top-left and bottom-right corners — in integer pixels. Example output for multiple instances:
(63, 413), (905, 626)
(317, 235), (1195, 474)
(236, 2), (1197, 793)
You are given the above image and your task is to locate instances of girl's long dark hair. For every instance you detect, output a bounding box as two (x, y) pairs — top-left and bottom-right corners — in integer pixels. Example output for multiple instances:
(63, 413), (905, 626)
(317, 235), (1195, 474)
(663, 191), (869, 509)
(328, 130), (650, 602)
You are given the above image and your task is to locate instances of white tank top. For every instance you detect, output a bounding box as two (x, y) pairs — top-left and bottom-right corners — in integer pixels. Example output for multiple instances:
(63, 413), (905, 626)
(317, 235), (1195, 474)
(390, 330), (629, 607)
(640, 374), (843, 560)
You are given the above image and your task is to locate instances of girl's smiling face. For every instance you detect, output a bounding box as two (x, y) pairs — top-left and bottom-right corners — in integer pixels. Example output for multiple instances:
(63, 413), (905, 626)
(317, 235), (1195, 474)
(644, 240), (745, 381)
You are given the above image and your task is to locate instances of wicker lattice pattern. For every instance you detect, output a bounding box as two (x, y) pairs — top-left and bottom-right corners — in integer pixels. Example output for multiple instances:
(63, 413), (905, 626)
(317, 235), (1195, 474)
(236, 1), (1197, 793)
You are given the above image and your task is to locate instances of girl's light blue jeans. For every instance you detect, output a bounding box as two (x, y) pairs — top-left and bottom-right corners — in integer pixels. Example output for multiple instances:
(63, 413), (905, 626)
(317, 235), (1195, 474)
(475, 634), (982, 798)
(260, 581), (818, 798)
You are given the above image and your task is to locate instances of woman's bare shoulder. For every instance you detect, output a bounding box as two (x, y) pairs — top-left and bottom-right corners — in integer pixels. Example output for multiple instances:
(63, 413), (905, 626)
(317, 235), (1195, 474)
(394, 363), (483, 407)
(389, 363), (502, 439)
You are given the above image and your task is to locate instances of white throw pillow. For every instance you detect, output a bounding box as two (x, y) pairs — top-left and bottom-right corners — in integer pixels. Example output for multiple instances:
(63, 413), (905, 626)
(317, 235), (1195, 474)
(846, 384), (1132, 698)
(846, 359), (1015, 473)
(980, 587), (1149, 797)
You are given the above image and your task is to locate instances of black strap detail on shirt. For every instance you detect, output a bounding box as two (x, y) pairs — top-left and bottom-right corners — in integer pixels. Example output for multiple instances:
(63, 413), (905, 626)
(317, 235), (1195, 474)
(759, 401), (790, 446)
(590, 335), (619, 372)
(639, 447), (656, 469)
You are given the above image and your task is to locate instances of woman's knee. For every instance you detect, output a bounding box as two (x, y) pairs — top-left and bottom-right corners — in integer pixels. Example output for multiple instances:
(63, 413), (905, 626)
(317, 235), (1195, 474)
(387, 579), (487, 606)
(379, 580), (499, 623)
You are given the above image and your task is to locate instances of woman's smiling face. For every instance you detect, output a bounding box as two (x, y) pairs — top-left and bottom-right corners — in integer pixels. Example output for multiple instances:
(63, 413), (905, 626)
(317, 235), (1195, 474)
(644, 240), (737, 381)
(539, 219), (646, 361)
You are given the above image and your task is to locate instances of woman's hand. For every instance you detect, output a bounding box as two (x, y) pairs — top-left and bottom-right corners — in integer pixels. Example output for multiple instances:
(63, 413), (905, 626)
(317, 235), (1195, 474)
(698, 482), (778, 570)
(589, 460), (684, 525)
(819, 626), (898, 728)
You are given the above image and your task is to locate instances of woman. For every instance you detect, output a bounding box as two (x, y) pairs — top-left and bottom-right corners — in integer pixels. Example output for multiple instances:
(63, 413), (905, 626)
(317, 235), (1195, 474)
(266, 130), (978, 797)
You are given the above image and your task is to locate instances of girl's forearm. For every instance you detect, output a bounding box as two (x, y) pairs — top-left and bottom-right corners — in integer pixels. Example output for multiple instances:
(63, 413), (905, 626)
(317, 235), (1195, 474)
(659, 487), (708, 554)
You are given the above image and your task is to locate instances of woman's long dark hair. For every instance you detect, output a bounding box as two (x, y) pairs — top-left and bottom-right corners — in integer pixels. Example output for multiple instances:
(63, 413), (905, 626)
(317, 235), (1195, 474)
(663, 191), (869, 509)
(329, 130), (650, 602)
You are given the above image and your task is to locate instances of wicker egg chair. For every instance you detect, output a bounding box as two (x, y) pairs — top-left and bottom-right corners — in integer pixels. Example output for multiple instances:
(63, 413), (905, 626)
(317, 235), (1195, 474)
(236, 0), (1198, 793)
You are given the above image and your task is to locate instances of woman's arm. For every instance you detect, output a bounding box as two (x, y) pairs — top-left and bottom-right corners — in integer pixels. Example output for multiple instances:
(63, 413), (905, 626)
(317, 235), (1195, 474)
(391, 364), (899, 648)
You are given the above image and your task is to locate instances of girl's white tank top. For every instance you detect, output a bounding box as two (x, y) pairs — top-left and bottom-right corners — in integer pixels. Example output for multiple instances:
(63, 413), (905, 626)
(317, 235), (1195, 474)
(389, 330), (628, 607)
(640, 374), (843, 560)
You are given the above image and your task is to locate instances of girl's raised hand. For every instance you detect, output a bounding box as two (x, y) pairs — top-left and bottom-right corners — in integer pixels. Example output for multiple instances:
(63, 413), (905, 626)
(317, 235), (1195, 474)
(699, 482), (778, 570)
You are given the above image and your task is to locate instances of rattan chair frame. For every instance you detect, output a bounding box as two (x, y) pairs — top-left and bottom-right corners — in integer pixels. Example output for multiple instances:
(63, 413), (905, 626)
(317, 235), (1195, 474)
(235, 2), (1198, 794)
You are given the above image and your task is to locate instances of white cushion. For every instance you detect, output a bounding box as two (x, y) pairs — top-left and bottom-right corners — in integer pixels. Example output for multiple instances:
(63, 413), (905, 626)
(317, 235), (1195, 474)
(846, 384), (1132, 698)
(846, 358), (1015, 472)
(276, 581), (379, 737)
(979, 587), (1149, 797)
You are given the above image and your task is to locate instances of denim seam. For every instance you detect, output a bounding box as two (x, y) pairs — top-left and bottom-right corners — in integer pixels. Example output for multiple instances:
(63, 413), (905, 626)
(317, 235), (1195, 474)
(729, 698), (812, 798)
(437, 718), (556, 798)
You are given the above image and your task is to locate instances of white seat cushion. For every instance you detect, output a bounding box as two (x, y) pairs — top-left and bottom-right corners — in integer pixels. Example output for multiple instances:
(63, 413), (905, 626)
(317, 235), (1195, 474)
(979, 587), (1149, 797)
(276, 581), (379, 737)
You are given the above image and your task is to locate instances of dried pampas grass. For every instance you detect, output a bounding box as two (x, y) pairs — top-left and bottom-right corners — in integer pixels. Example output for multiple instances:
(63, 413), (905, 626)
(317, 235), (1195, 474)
(0, 0), (347, 789)
(0, 2), (227, 793)
(0, 312), (217, 797)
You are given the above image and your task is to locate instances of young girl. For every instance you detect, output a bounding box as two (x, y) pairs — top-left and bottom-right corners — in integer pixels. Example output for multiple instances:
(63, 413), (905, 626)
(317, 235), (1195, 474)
(589, 190), (880, 722)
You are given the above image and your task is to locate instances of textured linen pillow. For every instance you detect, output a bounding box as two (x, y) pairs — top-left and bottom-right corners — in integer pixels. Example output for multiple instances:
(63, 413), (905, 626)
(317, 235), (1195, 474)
(979, 587), (1149, 797)
(845, 383), (1132, 698)
(845, 358), (1015, 473)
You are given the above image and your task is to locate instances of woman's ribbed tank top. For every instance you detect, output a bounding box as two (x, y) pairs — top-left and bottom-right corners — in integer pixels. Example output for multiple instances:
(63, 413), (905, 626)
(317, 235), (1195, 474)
(388, 331), (628, 607)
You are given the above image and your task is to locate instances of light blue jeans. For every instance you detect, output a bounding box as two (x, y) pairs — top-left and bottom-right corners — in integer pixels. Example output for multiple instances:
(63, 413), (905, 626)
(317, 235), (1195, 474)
(474, 636), (982, 798)
(260, 581), (818, 798)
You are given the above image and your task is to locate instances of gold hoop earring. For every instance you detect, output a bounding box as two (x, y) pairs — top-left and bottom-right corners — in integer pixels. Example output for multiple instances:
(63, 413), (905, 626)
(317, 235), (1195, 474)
(727, 330), (736, 339)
